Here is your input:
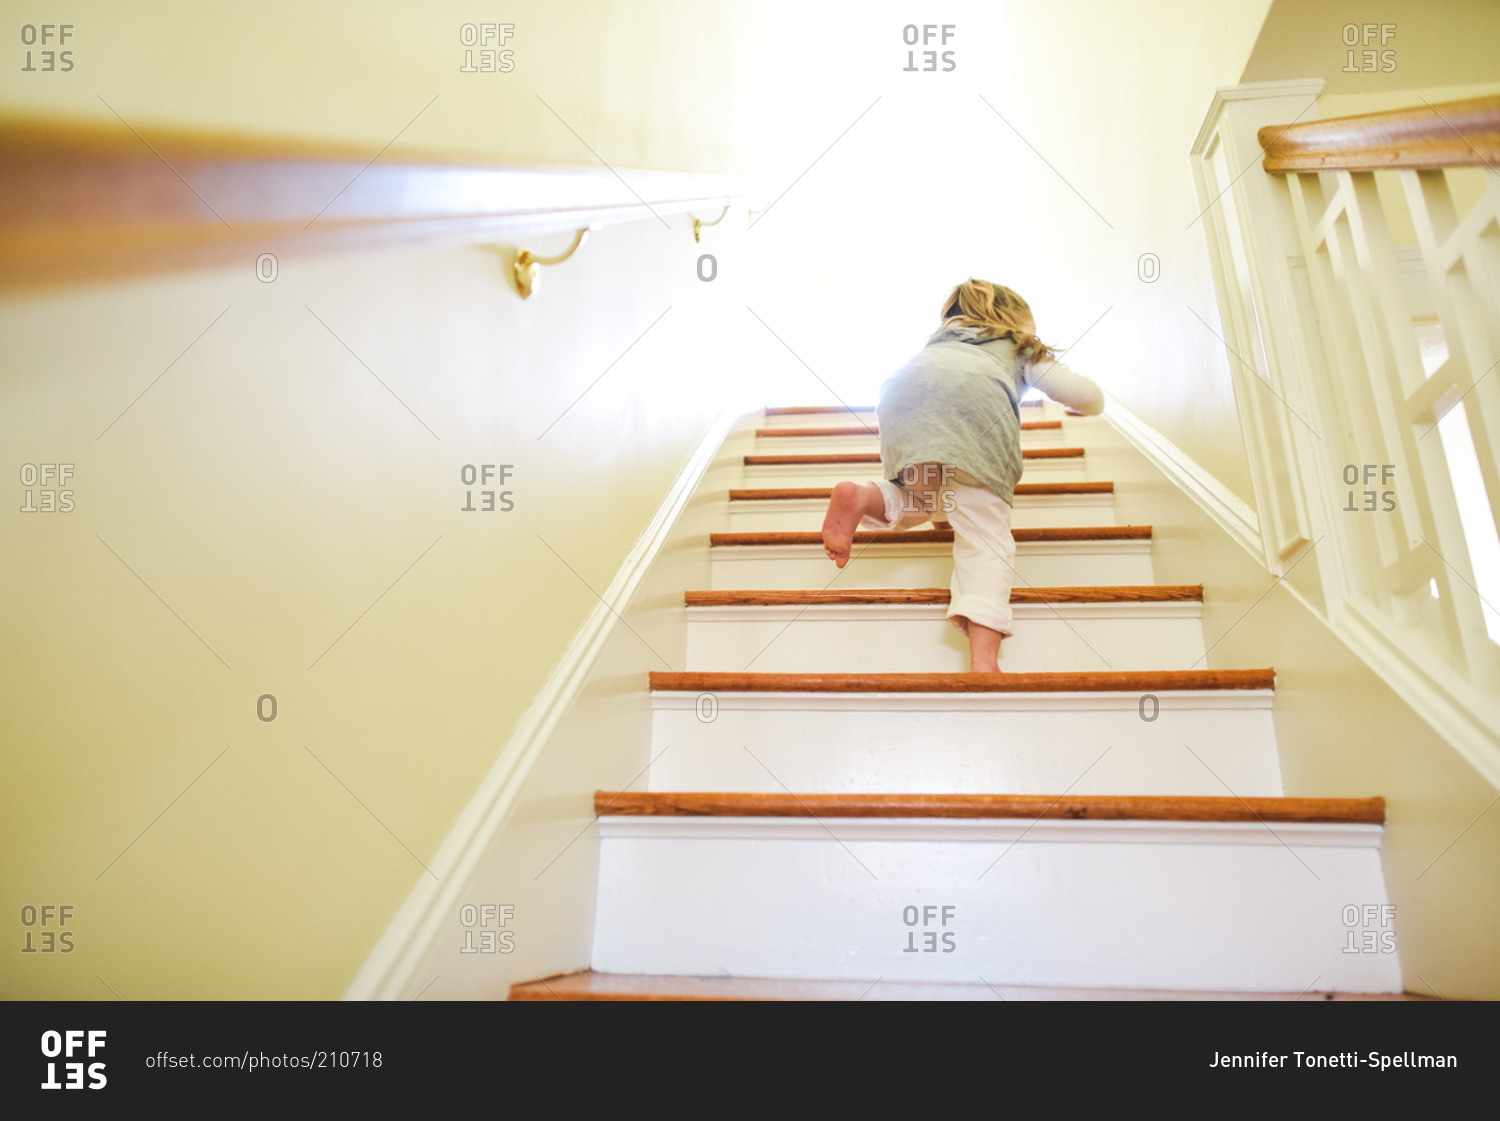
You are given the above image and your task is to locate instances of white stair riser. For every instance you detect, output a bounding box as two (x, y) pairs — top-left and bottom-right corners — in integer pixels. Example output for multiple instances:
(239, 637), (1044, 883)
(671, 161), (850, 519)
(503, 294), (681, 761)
(753, 429), (1064, 455)
(743, 457), (1091, 489)
(727, 493), (1116, 530)
(685, 603), (1205, 672)
(648, 691), (1280, 795)
(710, 542), (1154, 589)
(760, 410), (879, 429)
(592, 818), (1401, 992)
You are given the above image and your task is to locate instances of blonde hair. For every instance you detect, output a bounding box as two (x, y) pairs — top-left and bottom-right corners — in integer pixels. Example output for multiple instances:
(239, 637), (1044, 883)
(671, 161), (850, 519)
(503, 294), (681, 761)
(938, 279), (1056, 364)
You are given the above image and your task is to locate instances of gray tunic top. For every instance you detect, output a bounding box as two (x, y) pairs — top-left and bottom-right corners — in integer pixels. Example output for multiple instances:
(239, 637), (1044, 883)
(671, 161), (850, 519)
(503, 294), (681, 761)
(877, 326), (1104, 503)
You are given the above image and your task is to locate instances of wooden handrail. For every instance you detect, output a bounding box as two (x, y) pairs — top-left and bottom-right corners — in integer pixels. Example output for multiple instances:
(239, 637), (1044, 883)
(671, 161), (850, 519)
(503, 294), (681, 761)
(0, 115), (751, 289)
(1259, 94), (1500, 173)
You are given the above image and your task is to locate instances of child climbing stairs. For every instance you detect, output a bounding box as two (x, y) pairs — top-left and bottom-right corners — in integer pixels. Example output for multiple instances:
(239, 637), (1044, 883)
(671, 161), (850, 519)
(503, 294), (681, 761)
(510, 401), (1401, 1000)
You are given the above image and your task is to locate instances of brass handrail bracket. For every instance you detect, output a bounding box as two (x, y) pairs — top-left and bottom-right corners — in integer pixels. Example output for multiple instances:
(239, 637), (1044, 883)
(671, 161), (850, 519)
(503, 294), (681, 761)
(691, 205), (730, 243)
(513, 227), (590, 298)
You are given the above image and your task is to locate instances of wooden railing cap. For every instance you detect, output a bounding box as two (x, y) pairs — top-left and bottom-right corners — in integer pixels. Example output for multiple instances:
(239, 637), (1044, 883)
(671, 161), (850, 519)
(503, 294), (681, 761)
(1259, 94), (1500, 173)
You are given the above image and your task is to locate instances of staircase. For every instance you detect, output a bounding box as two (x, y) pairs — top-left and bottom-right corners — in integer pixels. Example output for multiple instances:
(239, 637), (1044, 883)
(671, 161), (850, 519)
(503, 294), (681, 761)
(510, 400), (1403, 1000)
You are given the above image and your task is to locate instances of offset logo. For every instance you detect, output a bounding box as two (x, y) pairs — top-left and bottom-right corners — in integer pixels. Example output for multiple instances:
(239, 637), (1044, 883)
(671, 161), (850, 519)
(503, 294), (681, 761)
(40, 1030), (107, 1090)
(460, 464), (515, 512)
(1343, 463), (1397, 512)
(902, 904), (957, 952)
(20, 903), (76, 953)
(459, 903), (516, 954)
(1342, 904), (1398, 954)
(1342, 23), (1397, 73)
(901, 24), (956, 72)
(19, 23), (75, 72)
(459, 23), (515, 72)
(19, 463), (75, 513)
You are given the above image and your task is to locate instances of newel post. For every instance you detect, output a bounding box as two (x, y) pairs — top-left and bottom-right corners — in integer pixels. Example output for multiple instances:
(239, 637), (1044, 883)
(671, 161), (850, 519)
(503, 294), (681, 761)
(1189, 80), (1341, 602)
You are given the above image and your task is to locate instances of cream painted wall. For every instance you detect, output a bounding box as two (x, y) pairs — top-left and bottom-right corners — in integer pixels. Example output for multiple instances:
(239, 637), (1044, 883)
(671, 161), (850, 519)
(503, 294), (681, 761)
(1, 0), (765, 174)
(1, 1), (773, 999)
(0, 221), (766, 999)
(1241, 0), (1500, 95)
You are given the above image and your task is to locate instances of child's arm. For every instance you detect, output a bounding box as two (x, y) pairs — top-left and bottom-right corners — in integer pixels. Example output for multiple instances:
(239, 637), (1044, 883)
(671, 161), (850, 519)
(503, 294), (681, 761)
(1023, 356), (1104, 415)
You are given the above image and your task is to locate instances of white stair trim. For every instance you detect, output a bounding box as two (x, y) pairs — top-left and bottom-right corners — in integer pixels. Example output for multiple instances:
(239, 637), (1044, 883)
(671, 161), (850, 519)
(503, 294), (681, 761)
(729, 493), (1116, 516)
(598, 815), (1383, 849)
(711, 539), (1152, 561)
(743, 457), (1086, 482)
(685, 600), (1201, 623)
(1102, 393), (1263, 560)
(650, 688), (1274, 714)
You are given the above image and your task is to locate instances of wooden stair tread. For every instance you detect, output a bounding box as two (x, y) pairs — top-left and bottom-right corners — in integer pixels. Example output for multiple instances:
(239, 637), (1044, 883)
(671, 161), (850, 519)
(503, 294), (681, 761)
(729, 482), (1114, 500)
(649, 668), (1273, 691)
(765, 401), (1043, 415)
(685, 585), (1203, 606)
(508, 970), (1419, 1001)
(710, 526), (1151, 546)
(755, 420), (1061, 437)
(745, 447), (1083, 465)
(594, 791), (1385, 823)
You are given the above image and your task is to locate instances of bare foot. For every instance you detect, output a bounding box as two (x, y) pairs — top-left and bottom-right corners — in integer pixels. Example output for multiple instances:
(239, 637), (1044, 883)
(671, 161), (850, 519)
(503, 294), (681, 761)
(822, 480), (878, 568)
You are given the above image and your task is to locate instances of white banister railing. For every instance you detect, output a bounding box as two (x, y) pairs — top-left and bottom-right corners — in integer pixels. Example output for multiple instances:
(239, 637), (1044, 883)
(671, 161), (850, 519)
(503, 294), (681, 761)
(1192, 83), (1500, 779)
(1284, 159), (1500, 681)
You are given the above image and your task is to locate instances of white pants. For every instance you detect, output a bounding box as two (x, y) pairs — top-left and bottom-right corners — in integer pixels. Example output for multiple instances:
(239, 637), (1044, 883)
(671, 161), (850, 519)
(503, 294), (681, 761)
(862, 465), (1016, 637)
